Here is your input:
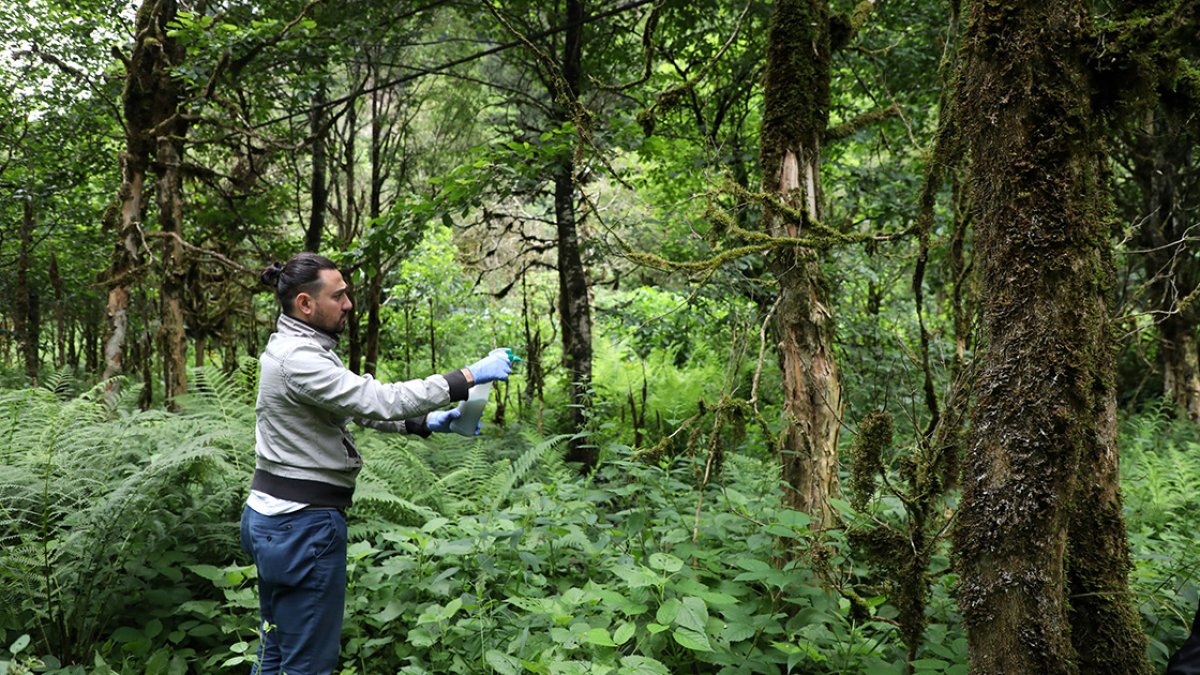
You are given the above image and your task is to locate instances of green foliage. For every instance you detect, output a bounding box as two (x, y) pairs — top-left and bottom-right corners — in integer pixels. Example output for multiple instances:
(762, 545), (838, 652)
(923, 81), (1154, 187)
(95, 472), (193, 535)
(1121, 405), (1200, 669)
(0, 367), (252, 669)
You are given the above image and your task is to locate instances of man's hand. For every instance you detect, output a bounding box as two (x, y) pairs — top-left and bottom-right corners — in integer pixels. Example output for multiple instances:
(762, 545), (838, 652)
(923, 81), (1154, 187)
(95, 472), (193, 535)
(427, 409), (480, 435)
(466, 348), (513, 385)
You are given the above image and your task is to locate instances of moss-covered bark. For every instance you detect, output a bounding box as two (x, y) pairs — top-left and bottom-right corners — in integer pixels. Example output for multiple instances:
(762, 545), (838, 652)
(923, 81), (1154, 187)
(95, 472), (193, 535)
(556, 0), (596, 470)
(760, 0), (841, 526)
(102, 0), (173, 391)
(952, 0), (1150, 672)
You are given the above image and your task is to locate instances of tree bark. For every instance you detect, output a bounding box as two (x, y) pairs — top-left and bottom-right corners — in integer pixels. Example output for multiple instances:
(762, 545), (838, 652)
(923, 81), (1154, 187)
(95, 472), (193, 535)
(102, 0), (181, 397)
(760, 0), (841, 526)
(49, 250), (66, 368)
(952, 0), (1149, 672)
(16, 197), (38, 384)
(157, 132), (189, 408)
(364, 86), (385, 376)
(306, 81), (328, 253)
(342, 98), (363, 374)
(556, 0), (596, 470)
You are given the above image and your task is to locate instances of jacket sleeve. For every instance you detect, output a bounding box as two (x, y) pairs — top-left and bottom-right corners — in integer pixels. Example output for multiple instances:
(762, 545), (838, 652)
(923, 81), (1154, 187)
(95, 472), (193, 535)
(355, 416), (433, 437)
(282, 342), (470, 421)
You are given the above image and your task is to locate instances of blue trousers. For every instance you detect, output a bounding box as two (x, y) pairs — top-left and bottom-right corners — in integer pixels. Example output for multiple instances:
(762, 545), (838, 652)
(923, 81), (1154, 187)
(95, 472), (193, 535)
(239, 505), (348, 675)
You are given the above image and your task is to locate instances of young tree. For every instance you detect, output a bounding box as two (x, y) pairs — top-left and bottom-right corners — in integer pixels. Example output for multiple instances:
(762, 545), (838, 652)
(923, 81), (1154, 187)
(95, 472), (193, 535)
(951, 0), (1149, 671)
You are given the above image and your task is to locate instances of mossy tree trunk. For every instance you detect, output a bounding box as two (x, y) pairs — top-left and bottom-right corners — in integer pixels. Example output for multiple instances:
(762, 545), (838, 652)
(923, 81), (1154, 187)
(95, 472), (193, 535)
(760, 0), (841, 526)
(102, 0), (184, 402)
(555, 0), (596, 471)
(952, 0), (1149, 672)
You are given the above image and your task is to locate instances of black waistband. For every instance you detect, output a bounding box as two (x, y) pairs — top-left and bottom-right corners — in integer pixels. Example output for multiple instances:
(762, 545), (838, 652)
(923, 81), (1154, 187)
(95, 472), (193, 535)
(251, 469), (355, 509)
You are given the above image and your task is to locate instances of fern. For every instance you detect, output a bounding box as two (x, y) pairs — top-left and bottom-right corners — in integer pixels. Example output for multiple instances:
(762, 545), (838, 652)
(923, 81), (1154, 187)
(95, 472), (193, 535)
(0, 367), (253, 665)
(347, 428), (573, 538)
(483, 432), (571, 512)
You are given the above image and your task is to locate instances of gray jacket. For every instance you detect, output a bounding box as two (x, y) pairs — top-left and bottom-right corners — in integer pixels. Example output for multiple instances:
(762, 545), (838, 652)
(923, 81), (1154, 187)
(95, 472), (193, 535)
(251, 314), (470, 507)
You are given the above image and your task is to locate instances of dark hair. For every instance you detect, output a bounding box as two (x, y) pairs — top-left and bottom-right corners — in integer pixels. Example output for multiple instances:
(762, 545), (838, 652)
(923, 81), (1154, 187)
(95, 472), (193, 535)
(260, 253), (339, 314)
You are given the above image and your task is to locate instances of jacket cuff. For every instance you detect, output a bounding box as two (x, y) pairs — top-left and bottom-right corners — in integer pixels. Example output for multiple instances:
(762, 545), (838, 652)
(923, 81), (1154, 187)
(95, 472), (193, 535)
(404, 415), (432, 438)
(442, 369), (471, 402)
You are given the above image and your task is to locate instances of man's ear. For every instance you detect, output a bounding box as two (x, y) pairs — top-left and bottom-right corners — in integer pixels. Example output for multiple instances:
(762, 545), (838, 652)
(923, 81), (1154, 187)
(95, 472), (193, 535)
(294, 291), (315, 317)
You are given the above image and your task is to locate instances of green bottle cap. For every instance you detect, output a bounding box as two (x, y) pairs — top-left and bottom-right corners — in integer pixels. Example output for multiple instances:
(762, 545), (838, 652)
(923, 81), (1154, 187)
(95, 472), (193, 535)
(505, 348), (522, 364)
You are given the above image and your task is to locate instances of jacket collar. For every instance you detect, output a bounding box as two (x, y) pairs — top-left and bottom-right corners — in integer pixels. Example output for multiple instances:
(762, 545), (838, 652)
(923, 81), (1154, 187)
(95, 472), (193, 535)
(276, 313), (339, 351)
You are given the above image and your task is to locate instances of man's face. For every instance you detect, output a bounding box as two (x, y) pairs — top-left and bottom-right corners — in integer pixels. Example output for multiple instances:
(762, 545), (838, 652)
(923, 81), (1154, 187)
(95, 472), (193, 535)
(297, 268), (352, 334)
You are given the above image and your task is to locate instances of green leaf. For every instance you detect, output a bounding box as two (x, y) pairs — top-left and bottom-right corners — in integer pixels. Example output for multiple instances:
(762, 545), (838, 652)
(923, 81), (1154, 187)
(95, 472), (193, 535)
(347, 541), (378, 559)
(777, 509), (812, 530)
(646, 623), (669, 634)
(675, 597), (709, 634)
(613, 622), (636, 645)
(911, 658), (951, 671)
(408, 626), (436, 647)
(520, 660), (551, 674)
(648, 552), (684, 572)
(9, 634), (30, 655)
(671, 627), (712, 651)
(186, 564), (224, 582)
(655, 598), (681, 625)
(112, 626), (143, 643)
(617, 655), (671, 675)
(611, 564), (659, 589)
(581, 627), (616, 647)
(721, 622), (757, 642)
(485, 649), (520, 675)
(422, 517), (450, 532)
(371, 600), (405, 624)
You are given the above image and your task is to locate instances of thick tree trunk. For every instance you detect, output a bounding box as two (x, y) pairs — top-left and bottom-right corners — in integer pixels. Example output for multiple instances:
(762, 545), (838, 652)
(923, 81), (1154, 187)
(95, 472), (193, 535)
(760, 0), (841, 526)
(952, 1), (1149, 672)
(16, 198), (38, 384)
(556, 0), (596, 470)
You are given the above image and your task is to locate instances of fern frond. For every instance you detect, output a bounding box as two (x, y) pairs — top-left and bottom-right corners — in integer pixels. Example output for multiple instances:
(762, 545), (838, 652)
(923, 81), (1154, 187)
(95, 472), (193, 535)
(486, 433), (572, 512)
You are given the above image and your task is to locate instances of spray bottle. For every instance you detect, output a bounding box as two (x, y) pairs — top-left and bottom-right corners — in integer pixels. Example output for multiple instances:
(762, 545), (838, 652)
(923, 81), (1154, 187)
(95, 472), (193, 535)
(449, 349), (520, 436)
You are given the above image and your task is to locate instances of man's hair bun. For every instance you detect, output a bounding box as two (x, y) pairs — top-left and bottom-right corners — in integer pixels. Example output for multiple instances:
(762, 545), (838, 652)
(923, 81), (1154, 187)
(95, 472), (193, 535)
(260, 262), (284, 288)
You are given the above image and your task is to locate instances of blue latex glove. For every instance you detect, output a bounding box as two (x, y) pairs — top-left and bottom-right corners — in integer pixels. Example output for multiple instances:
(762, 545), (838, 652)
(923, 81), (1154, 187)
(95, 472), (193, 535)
(466, 348), (513, 385)
(426, 409), (461, 434)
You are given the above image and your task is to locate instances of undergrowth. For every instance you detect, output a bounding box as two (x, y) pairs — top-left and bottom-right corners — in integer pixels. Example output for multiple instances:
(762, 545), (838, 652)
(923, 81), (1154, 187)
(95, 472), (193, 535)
(0, 367), (1197, 673)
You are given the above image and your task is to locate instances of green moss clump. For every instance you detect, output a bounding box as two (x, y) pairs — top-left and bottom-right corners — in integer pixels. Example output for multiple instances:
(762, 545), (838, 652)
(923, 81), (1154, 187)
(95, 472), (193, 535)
(849, 410), (894, 510)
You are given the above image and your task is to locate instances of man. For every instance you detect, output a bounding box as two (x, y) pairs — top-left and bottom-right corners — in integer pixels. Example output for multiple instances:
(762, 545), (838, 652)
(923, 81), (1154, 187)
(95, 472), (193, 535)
(241, 252), (511, 674)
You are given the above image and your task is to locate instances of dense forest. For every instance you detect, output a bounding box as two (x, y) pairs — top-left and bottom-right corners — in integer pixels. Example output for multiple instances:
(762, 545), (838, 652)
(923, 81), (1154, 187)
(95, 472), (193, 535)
(1, 0), (1198, 673)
